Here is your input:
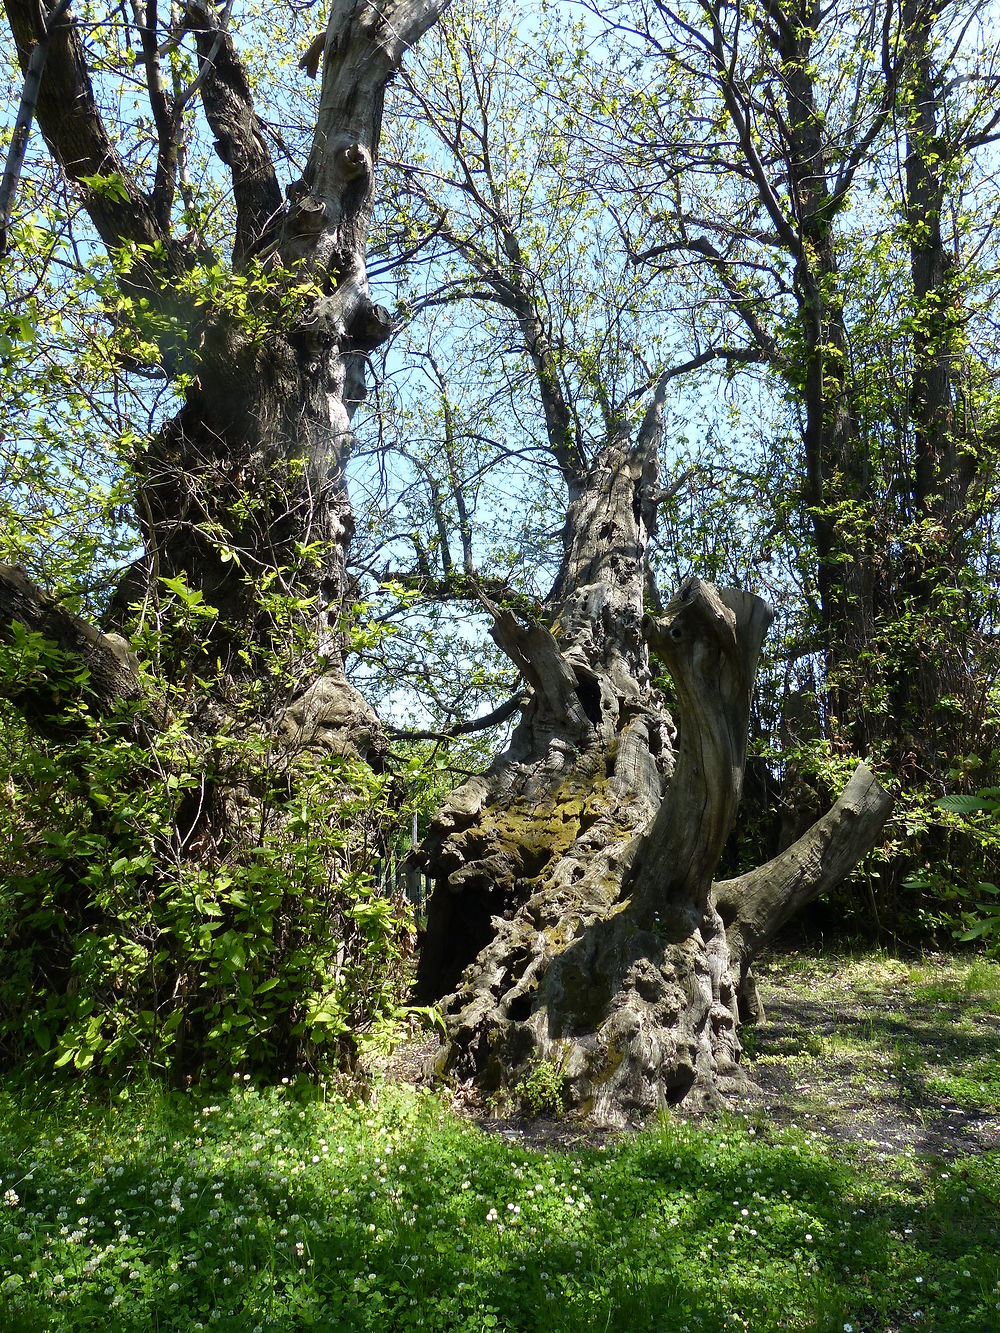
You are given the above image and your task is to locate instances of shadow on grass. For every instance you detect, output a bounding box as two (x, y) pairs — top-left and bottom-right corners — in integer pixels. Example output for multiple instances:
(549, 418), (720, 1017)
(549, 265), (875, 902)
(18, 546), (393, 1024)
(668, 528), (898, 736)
(742, 957), (1000, 1158)
(1, 1080), (999, 1332)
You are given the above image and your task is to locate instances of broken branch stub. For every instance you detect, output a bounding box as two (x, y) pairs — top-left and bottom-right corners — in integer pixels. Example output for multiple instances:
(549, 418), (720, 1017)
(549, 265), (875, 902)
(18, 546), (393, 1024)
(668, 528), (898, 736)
(634, 578), (774, 924)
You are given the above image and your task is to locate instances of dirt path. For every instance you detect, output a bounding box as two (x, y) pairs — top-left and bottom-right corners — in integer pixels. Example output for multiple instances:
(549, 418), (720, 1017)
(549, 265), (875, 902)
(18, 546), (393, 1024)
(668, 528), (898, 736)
(387, 949), (1000, 1160)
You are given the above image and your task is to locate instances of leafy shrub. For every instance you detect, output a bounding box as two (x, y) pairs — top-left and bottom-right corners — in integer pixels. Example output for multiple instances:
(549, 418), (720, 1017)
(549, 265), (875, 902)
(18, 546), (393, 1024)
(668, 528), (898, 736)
(0, 626), (416, 1081)
(515, 1058), (566, 1117)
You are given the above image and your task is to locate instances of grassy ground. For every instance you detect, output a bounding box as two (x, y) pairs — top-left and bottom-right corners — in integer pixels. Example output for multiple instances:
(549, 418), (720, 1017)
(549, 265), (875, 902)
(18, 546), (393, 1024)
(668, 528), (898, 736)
(739, 950), (1000, 1159)
(0, 951), (998, 1332)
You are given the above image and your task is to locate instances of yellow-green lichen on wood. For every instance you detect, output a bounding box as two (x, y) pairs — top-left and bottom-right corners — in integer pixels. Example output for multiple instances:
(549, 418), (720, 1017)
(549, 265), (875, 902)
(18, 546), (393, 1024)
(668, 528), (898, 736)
(588, 1032), (626, 1086)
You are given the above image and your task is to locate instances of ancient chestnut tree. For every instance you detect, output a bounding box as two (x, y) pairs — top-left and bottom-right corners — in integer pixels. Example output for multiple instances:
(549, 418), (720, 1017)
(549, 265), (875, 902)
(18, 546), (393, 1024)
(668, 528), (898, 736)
(0, 0), (892, 1110)
(364, 5), (893, 1120)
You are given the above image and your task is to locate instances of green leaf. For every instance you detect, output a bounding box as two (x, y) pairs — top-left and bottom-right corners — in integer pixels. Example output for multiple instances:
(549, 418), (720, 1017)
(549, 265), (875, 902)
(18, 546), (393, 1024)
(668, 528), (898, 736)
(936, 794), (998, 815)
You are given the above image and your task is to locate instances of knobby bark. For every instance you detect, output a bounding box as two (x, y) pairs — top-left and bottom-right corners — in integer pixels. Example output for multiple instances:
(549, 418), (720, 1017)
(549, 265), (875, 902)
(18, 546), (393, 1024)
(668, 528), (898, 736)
(1, 0), (448, 756)
(0, 0), (450, 1074)
(417, 401), (892, 1123)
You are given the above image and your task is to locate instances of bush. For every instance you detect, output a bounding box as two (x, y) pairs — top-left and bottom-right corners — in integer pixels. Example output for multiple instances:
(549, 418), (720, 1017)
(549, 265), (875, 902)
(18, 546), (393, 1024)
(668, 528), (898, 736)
(0, 673), (414, 1081)
(515, 1058), (566, 1117)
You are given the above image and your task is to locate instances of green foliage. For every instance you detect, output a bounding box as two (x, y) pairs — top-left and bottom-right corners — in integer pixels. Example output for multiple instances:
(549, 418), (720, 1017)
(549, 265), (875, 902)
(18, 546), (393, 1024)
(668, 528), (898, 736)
(515, 1057), (566, 1118)
(0, 1078), (999, 1331)
(0, 619), (418, 1081)
(919, 790), (1000, 944)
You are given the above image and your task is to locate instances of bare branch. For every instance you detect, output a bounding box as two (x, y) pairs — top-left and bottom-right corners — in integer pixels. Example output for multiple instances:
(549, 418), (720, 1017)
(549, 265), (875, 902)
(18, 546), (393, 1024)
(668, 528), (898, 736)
(0, 0), (71, 253)
(386, 689), (528, 741)
(128, 0), (178, 229)
(181, 0), (283, 264)
(715, 762), (893, 969)
(2, 0), (175, 261)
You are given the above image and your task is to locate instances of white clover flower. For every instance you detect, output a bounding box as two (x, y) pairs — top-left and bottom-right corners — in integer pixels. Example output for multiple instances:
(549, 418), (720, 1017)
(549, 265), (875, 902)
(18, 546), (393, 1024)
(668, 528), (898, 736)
(3, 1189), (19, 1207)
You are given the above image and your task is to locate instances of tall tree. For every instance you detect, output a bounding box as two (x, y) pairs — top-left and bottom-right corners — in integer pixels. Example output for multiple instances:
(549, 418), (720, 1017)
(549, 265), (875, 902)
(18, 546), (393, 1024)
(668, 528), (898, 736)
(601, 0), (1000, 768)
(1, 0), (891, 1111)
(0, 0), (449, 1073)
(394, 4), (891, 1119)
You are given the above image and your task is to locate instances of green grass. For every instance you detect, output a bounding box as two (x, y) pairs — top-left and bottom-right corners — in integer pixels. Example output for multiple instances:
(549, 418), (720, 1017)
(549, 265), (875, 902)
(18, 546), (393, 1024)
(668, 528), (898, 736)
(0, 1073), (999, 1332)
(747, 949), (1000, 1121)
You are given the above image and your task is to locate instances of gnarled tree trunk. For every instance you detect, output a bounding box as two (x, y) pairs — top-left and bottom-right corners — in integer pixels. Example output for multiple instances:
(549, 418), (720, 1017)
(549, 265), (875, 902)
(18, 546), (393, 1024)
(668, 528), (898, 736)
(0, 0), (449, 1075)
(0, 0), (449, 767)
(416, 405), (891, 1124)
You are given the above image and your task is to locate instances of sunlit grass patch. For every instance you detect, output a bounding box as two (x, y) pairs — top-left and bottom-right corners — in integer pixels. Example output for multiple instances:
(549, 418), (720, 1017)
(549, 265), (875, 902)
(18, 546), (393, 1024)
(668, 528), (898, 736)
(0, 1077), (998, 1331)
(961, 959), (1000, 1000)
(748, 947), (1000, 1122)
(905, 956), (1000, 1007)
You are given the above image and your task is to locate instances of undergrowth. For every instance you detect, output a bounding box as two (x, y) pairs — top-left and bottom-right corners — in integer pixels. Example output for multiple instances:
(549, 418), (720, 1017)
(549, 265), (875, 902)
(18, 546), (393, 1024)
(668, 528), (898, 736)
(0, 1075), (997, 1332)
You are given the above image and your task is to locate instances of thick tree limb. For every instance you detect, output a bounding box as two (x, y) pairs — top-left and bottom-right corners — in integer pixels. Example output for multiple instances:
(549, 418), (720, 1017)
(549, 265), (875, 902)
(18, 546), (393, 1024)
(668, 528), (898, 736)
(299, 0), (452, 255)
(0, 562), (146, 734)
(634, 579), (773, 921)
(183, 0), (282, 263)
(3, 0), (180, 263)
(486, 604), (593, 737)
(714, 761), (893, 970)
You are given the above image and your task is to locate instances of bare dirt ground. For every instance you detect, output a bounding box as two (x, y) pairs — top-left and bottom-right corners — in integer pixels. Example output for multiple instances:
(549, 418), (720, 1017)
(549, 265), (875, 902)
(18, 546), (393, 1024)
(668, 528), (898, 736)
(386, 949), (1000, 1161)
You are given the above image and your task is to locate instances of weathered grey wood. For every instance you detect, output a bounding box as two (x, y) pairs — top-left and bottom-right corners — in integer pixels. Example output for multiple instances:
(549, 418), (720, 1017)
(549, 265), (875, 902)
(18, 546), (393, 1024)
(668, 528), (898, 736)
(714, 762), (893, 982)
(418, 431), (891, 1121)
(634, 580), (774, 925)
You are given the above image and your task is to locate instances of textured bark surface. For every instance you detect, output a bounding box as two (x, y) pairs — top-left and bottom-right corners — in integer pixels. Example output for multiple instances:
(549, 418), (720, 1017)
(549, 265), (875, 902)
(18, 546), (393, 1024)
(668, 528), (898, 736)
(0, 0), (453, 1080)
(1, 0), (448, 767)
(0, 0), (450, 982)
(0, 561), (146, 732)
(417, 416), (892, 1124)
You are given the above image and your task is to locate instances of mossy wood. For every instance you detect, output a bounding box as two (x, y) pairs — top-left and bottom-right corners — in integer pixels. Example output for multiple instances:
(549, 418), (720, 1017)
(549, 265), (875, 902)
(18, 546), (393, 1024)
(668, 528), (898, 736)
(417, 419), (892, 1124)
